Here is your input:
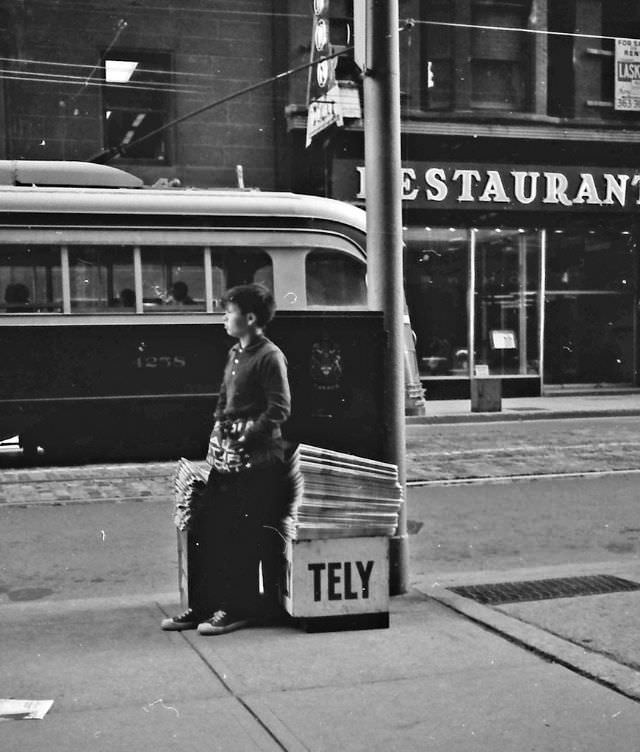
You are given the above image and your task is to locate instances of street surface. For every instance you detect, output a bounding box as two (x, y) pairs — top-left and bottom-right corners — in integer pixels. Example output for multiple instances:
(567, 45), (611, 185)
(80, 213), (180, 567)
(2, 415), (640, 603)
(2, 412), (640, 750)
(2, 471), (640, 603)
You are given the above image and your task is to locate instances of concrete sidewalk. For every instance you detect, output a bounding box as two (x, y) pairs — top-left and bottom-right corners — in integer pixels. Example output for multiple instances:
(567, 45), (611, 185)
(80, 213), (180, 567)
(2, 586), (639, 751)
(409, 390), (640, 424)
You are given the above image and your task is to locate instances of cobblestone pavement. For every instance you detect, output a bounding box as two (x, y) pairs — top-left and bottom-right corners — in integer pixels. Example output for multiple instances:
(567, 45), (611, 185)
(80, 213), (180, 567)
(0, 462), (176, 506)
(1, 416), (640, 505)
(406, 415), (640, 482)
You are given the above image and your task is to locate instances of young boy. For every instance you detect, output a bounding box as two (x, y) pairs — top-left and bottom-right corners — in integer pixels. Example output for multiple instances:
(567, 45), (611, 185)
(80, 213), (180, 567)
(161, 283), (291, 635)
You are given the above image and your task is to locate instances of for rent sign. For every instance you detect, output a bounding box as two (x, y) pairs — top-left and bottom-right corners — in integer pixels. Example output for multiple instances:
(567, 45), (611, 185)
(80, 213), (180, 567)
(615, 37), (640, 111)
(332, 160), (640, 211)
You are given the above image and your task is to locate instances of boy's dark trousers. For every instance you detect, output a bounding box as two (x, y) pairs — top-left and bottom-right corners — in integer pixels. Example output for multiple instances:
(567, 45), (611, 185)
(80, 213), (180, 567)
(190, 461), (288, 619)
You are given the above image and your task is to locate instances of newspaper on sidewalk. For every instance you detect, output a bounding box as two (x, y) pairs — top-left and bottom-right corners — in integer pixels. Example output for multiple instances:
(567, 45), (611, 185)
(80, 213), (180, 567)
(0, 699), (54, 721)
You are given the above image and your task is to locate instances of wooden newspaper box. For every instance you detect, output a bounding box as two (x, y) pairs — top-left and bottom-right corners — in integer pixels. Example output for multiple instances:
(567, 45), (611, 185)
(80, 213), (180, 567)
(282, 536), (389, 631)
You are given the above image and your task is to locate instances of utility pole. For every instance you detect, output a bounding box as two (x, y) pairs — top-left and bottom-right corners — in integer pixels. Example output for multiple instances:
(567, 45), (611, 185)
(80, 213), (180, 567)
(362, 0), (408, 594)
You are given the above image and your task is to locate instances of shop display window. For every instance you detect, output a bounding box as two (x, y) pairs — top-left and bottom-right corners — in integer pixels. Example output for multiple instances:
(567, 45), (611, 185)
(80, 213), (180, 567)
(405, 228), (469, 377)
(545, 222), (636, 384)
(474, 228), (541, 376)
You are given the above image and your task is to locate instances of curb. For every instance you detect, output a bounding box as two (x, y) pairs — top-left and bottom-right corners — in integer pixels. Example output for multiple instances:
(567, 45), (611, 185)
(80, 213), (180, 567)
(407, 408), (640, 425)
(417, 583), (640, 703)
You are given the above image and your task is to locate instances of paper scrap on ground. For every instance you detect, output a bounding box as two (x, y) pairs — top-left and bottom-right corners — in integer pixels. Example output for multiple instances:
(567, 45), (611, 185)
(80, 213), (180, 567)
(0, 699), (54, 720)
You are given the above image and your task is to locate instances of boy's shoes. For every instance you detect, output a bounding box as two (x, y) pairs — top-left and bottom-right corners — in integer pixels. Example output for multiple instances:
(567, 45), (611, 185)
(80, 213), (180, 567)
(197, 610), (255, 635)
(160, 608), (202, 631)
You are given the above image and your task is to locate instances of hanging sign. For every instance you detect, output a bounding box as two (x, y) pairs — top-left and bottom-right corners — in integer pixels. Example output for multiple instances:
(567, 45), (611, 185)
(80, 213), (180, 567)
(306, 87), (343, 147)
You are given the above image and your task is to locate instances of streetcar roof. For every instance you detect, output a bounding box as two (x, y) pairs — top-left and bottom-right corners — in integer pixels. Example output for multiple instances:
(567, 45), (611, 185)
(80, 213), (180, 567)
(0, 161), (366, 233)
(0, 159), (144, 188)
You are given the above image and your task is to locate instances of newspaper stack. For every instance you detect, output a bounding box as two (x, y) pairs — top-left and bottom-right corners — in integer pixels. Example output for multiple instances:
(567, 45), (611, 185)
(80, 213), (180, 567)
(282, 444), (403, 540)
(173, 458), (208, 531)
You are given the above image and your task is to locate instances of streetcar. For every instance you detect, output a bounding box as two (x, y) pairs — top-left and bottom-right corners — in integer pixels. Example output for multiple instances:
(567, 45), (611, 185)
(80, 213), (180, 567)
(0, 160), (386, 461)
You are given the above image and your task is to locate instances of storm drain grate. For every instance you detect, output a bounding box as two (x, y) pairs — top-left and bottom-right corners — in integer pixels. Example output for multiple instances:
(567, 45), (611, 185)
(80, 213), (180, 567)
(449, 574), (640, 605)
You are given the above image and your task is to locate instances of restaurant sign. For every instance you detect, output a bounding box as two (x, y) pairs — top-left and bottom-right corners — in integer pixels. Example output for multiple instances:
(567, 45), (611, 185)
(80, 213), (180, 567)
(332, 160), (640, 211)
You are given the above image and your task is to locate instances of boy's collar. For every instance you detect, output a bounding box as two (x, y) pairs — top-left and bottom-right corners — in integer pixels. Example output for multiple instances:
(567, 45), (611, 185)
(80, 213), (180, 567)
(235, 334), (268, 353)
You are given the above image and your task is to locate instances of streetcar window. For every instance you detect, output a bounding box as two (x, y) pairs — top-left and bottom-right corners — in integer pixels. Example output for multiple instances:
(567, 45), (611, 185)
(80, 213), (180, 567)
(306, 250), (366, 306)
(210, 248), (273, 309)
(0, 245), (62, 312)
(69, 246), (135, 311)
(141, 246), (205, 311)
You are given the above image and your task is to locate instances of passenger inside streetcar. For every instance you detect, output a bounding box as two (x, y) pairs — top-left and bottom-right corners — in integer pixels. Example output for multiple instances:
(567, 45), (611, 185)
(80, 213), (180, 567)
(4, 282), (33, 312)
(118, 288), (136, 307)
(166, 280), (194, 305)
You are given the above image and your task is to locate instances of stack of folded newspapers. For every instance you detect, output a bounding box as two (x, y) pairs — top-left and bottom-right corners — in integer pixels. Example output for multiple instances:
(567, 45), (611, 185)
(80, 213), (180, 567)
(282, 444), (403, 540)
(173, 458), (208, 531)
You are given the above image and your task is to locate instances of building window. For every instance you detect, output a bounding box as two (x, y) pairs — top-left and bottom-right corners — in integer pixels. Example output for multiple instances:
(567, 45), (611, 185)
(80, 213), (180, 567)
(601, 1), (640, 114)
(421, 0), (454, 110)
(422, 0), (532, 112)
(470, 1), (530, 110)
(102, 51), (171, 161)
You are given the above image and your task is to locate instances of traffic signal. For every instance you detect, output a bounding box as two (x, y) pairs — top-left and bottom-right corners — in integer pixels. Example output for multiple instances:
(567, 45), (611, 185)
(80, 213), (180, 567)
(309, 0), (335, 101)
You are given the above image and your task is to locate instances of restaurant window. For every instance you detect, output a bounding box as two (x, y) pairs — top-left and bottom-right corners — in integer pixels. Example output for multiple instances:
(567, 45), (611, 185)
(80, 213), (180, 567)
(0, 245), (62, 312)
(474, 228), (541, 376)
(545, 221), (635, 384)
(404, 228), (469, 376)
(69, 246), (135, 311)
(421, 0), (532, 112)
(102, 51), (172, 161)
(306, 249), (366, 306)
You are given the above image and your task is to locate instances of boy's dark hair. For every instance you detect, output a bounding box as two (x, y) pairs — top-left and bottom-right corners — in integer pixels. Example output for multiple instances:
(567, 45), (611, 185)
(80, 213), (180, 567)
(222, 283), (276, 327)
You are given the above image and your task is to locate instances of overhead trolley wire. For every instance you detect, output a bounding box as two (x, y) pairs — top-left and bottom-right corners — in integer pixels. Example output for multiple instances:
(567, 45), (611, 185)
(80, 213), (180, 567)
(0, 55), (234, 81)
(409, 18), (637, 43)
(0, 68), (204, 94)
(88, 44), (355, 164)
(25, 0), (310, 21)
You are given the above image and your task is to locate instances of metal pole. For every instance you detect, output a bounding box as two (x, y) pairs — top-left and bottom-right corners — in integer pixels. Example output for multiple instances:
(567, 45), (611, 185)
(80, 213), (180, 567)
(363, 0), (408, 595)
